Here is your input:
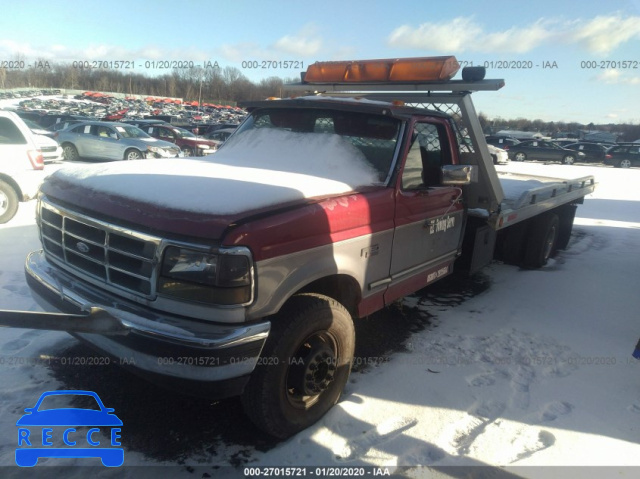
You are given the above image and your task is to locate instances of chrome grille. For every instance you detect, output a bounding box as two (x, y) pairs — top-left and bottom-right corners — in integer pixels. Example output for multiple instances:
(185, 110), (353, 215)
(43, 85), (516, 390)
(39, 200), (161, 298)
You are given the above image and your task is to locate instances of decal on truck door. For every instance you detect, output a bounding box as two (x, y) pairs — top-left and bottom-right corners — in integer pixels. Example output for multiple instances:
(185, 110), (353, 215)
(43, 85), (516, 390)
(386, 119), (464, 303)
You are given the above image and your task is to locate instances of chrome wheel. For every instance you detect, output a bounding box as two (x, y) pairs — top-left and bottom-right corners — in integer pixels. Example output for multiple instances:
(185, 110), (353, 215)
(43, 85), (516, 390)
(62, 144), (78, 161)
(125, 149), (142, 161)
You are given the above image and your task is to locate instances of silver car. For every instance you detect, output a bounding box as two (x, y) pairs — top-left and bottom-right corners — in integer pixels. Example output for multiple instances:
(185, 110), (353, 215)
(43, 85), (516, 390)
(55, 121), (181, 161)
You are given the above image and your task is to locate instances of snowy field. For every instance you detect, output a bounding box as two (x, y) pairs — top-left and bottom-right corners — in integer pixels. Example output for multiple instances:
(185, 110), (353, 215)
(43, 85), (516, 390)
(0, 161), (639, 477)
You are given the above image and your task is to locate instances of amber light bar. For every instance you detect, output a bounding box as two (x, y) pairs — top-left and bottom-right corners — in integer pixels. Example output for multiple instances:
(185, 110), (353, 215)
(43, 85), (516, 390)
(303, 56), (460, 83)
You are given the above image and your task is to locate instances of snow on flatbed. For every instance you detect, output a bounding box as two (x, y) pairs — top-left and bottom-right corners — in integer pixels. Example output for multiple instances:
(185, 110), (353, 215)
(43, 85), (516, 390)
(468, 164), (596, 226)
(498, 170), (595, 210)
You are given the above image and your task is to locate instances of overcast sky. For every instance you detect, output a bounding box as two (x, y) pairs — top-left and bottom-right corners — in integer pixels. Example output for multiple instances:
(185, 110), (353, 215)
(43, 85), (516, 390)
(1, 0), (640, 123)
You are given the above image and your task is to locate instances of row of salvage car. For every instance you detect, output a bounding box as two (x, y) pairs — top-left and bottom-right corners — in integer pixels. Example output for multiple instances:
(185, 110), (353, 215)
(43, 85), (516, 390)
(18, 116), (237, 163)
(486, 136), (640, 168)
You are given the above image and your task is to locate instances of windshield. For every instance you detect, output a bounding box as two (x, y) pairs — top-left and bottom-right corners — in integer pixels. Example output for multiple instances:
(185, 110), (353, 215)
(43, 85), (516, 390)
(114, 125), (151, 139)
(23, 118), (42, 130)
(175, 128), (196, 138)
(232, 107), (401, 183)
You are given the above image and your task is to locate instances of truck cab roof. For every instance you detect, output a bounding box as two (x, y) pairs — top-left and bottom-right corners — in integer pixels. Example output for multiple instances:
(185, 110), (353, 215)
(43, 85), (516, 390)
(239, 96), (451, 122)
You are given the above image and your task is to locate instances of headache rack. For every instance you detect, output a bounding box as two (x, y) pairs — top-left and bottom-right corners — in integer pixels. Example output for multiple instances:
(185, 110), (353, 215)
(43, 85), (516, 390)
(285, 67), (507, 213)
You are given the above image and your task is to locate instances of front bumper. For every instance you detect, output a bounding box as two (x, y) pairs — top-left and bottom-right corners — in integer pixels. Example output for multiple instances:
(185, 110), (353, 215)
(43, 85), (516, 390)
(13, 250), (270, 397)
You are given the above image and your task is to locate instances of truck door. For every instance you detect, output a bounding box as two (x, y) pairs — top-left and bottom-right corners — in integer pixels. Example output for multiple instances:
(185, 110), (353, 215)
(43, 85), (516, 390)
(385, 118), (465, 302)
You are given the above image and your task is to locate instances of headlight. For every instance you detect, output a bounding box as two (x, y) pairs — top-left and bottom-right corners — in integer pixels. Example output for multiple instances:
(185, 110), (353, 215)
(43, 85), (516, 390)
(197, 144), (211, 149)
(158, 246), (252, 305)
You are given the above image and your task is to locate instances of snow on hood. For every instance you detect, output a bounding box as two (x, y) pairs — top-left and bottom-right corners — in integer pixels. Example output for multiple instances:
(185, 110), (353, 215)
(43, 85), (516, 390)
(50, 128), (382, 215)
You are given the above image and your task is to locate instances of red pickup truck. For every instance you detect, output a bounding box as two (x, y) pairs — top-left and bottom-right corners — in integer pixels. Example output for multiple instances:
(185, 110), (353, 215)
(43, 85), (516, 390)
(0, 57), (595, 439)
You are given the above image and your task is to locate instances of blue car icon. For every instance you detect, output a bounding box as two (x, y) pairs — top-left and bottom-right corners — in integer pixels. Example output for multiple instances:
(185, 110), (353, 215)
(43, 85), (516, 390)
(16, 390), (123, 467)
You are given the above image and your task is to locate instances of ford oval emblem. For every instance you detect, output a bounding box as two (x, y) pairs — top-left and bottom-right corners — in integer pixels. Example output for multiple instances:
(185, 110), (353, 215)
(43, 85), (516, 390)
(76, 242), (90, 254)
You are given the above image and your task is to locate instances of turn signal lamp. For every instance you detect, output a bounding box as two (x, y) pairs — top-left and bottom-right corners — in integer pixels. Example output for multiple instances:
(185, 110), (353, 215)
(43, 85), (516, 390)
(303, 56), (460, 82)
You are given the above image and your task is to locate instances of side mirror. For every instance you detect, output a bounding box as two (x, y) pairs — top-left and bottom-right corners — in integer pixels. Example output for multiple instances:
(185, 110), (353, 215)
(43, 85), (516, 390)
(441, 165), (476, 185)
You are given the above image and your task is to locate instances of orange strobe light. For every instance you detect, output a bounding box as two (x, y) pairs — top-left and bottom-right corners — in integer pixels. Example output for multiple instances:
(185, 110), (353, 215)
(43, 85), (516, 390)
(303, 56), (460, 83)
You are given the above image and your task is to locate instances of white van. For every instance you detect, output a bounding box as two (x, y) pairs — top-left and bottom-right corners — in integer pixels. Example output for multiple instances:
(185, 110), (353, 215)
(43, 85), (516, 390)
(0, 111), (48, 223)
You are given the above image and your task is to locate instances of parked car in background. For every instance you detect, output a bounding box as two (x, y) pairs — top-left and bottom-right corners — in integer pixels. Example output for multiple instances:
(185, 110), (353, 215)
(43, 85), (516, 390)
(192, 123), (240, 136)
(487, 144), (509, 164)
(0, 111), (47, 223)
(20, 119), (64, 163)
(551, 139), (579, 147)
(46, 120), (84, 136)
(121, 119), (168, 128)
(55, 121), (181, 162)
(33, 134), (64, 163)
(203, 127), (236, 144)
(138, 124), (220, 156)
(604, 143), (640, 168)
(563, 142), (608, 163)
(510, 139), (586, 165)
(485, 135), (521, 153)
(37, 114), (95, 129)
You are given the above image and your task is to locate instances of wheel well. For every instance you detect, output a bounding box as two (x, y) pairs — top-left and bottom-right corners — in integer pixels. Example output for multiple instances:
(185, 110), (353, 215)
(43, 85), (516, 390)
(0, 174), (24, 201)
(296, 275), (361, 318)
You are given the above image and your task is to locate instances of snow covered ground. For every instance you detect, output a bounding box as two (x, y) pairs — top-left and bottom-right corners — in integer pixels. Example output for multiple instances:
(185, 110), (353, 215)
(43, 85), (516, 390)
(0, 161), (639, 477)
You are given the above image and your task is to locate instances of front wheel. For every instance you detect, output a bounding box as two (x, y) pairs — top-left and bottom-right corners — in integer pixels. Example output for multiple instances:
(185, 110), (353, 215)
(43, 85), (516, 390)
(514, 152), (527, 162)
(242, 293), (355, 439)
(182, 147), (194, 157)
(0, 180), (19, 224)
(62, 143), (79, 161)
(124, 149), (142, 161)
(562, 155), (575, 165)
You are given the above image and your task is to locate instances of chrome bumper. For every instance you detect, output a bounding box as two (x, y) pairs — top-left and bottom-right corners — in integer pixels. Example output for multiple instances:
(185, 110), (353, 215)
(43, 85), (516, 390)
(6, 250), (271, 387)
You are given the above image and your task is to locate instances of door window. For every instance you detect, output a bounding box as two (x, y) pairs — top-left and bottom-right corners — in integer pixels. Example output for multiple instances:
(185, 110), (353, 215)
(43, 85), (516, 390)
(401, 122), (451, 189)
(0, 117), (27, 144)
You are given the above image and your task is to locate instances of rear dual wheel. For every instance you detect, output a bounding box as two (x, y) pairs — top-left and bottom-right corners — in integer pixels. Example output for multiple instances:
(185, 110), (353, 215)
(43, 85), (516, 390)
(522, 213), (559, 268)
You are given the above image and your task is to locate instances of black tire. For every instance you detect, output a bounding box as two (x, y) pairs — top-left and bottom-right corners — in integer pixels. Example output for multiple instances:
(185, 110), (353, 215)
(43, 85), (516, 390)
(0, 180), (20, 224)
(523, 213), (559, 268)
(124, 149), (142, 161)
(498, 221), (527, 265)
(514, 152), (527, 162)
(556, 205), (577, 250)
(562, 155), (575, 165)
(242, 293), (355, 439)
(62, 143), (79, 161)
(182, 147), (194, 157)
